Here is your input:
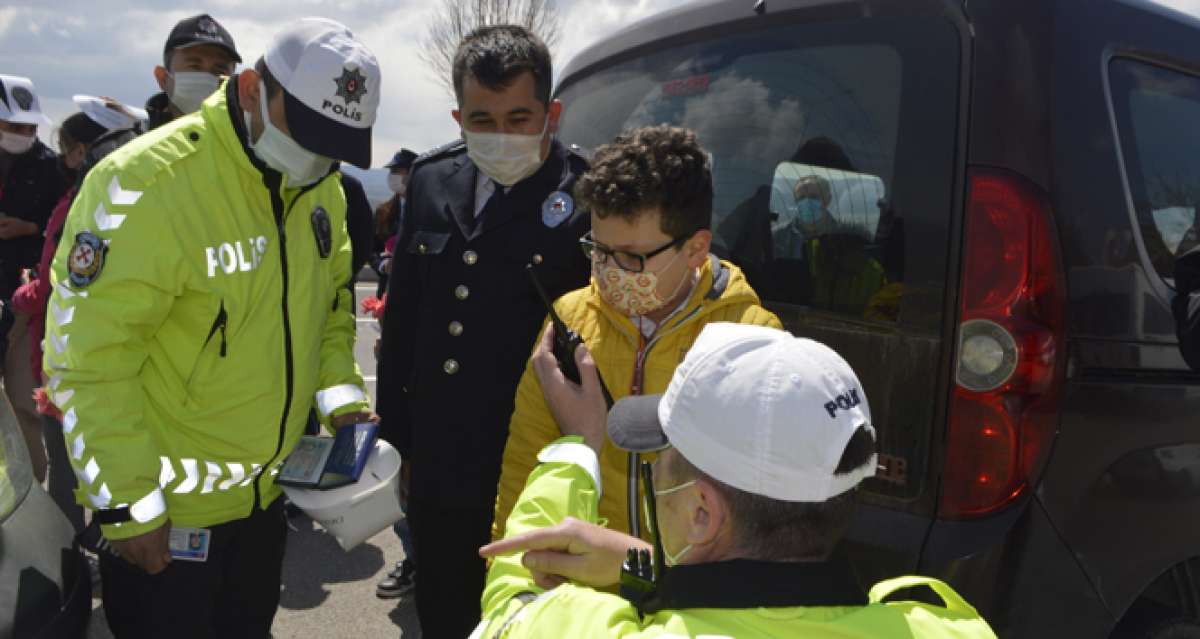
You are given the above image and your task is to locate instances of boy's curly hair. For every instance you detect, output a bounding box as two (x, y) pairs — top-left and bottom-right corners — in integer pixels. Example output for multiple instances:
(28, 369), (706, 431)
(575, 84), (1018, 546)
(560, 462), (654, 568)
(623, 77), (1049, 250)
(573, 125), (713, 240)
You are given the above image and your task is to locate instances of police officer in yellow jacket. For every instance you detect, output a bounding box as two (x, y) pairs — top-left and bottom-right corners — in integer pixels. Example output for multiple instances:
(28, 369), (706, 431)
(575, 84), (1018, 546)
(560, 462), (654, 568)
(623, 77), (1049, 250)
(476, 323), (997, 638)
(45, 18), (379, 638)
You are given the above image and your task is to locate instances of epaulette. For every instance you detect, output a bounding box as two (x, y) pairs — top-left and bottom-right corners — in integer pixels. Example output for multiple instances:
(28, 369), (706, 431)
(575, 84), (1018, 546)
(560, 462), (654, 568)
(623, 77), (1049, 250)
(566, 143), (594, 164)
(412, 139), (466, 168)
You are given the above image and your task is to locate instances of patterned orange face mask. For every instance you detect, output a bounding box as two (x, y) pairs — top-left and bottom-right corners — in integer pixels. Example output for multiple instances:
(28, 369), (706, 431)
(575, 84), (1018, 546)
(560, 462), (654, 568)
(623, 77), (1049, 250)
(594, 247), (687, 316)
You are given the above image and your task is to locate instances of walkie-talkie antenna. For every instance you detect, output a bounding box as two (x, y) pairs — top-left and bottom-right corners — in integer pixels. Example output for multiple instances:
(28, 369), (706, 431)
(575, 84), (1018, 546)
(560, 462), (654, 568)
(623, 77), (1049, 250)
(526, 264), (572, 340)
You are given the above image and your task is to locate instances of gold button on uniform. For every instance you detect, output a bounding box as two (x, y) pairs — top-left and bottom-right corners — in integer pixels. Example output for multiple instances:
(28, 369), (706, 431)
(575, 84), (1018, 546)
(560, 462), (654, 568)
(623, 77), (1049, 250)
(463, 250), (479, 265)
(532, 253), (544, 265)
(443, 359), (460, 375)
(448, 321), (464, 337)
(418, 243), (428, 254)
(455, 285), (469, 300)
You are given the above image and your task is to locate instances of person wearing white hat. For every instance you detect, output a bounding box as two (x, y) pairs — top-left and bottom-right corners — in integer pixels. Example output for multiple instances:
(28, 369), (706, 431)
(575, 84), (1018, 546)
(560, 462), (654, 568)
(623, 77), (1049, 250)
(8, 95), (147, 538)
(42, 17), (380, 638)
(475, 322), (996, 638)
(56, 96), (146, 186)
(0, 73), (68, 494)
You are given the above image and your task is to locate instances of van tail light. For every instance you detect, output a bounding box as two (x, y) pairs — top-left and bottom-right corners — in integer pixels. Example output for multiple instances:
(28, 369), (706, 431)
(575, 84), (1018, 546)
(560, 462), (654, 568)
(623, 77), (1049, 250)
(940, 169), (1066, 518)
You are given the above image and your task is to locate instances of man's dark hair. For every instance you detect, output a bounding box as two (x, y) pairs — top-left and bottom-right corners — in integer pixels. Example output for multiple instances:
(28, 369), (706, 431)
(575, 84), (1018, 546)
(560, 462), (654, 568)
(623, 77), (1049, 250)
(574, 125), (713, 241)
(452, 25), (552, 107)
(253, 58), (284, 100)
(670, 425), (876, 562)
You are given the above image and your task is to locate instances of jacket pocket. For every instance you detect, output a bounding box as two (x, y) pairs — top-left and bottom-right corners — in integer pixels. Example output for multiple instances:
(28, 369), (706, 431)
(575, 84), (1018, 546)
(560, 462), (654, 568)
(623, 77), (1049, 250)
(183, 301), (228, 404)
(405, 230), (450, 256)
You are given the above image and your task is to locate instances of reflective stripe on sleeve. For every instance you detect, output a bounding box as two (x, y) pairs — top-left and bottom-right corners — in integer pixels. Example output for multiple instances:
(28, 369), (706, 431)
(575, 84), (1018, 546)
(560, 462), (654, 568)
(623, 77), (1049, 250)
(537, 441), (602, 498)
(315, 384), (367, 417)
(129, 487), (166, 523)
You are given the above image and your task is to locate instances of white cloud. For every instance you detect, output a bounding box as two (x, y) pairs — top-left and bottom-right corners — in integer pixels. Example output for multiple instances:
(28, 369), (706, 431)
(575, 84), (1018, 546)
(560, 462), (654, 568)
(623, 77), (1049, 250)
(0, 0), (689, 165)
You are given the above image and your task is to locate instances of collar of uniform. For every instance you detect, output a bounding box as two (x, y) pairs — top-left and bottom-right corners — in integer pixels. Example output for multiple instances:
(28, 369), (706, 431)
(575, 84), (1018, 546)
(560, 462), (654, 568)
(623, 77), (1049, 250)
(145, 92), (174, 131)
(447, 138), (570, 239)
(210, 76), (270, 180)
(639, 555), (868, 614)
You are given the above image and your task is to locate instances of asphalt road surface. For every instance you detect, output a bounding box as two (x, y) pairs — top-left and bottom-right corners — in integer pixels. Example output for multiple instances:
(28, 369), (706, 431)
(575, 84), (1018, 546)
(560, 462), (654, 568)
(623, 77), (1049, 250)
(87, 279), (421, 638)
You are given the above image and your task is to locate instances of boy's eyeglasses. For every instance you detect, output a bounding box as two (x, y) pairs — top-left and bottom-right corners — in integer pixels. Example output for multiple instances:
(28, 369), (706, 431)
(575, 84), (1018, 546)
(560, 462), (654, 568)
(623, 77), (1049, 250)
(579, 232), (685, 273)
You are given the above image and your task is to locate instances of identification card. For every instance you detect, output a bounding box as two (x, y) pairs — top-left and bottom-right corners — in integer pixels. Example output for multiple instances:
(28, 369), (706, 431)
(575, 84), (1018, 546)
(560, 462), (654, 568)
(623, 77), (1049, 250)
(168, 527), (212, 562)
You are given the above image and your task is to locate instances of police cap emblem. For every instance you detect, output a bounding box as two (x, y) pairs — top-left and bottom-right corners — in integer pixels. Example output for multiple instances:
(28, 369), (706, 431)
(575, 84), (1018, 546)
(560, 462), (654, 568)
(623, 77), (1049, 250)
(311, 206), (332, 259)
(541, 191), (573, 228)
(333, 67), (368, 105)
(68, 231), (107, 288)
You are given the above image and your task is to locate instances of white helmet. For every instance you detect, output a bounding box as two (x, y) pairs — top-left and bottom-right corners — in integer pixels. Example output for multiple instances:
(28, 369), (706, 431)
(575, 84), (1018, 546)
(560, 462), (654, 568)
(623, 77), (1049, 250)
(280, 439), (404, 550)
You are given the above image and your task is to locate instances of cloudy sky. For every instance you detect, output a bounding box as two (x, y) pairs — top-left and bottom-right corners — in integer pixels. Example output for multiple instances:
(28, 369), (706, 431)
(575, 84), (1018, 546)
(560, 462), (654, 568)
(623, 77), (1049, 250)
(4, 0), (1200, 169)
(0, 0), (691, 167)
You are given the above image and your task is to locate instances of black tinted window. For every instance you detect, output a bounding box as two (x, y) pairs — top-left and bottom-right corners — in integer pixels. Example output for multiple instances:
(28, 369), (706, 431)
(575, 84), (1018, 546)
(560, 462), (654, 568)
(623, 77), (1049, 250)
(557, 17), (959, 328)
(1110, 58), (1200, 281)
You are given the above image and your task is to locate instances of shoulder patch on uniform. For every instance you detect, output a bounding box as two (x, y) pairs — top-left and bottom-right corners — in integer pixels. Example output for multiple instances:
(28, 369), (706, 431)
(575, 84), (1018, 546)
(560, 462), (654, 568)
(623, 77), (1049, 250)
(413, 139), (466, 167)
(97, 118), (206, 189)
(311, 206), (332, 259)
(566, 143), (594, 164)
(68, 232), (107, 288)
(542, 191), (574, 228)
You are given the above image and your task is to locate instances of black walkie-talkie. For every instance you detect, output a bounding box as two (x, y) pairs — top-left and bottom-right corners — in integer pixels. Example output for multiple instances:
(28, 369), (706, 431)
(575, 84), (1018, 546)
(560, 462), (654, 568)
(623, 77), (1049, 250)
(526, 263), (614, 407)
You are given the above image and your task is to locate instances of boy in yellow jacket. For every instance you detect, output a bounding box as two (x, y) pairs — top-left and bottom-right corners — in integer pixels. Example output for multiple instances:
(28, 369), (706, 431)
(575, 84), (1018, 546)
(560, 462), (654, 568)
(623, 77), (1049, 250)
(494, 125), (781, 539)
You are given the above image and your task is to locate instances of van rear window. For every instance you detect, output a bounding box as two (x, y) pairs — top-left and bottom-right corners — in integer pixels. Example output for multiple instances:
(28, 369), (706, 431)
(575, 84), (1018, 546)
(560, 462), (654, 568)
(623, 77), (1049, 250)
(556, 17), (959, 327)
(1109, 58), (1200, 282)
(556, 16), (961, 499)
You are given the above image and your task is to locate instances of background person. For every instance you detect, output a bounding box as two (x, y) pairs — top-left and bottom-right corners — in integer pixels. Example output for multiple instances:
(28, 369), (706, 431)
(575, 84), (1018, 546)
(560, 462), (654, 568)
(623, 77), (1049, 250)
(12, 96), (143, 534)
(146, 13), (241, 129)
(0, 73), (67, 487)
(370, 148), (416, 297)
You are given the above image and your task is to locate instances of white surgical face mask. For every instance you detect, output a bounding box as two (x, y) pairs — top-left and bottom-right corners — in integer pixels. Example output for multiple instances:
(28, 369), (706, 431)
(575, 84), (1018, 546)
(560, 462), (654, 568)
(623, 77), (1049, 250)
(249, 81), (333, 188)
(463, 117), (548, 186)
(0, 131), (35, 155)
(387, 173), (407, 195)
(169, 71), (220, 115)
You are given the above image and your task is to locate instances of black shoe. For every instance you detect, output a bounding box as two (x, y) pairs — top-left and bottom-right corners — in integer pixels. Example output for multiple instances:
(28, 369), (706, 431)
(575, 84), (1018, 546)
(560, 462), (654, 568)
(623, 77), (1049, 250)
(376, 559), (416, 599)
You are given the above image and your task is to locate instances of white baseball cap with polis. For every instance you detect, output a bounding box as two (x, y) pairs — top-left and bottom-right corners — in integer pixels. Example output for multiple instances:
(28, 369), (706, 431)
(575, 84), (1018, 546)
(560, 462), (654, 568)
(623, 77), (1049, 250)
(262, 17), (381, 169)
(72, 95), (148, 132)
(607, 322), (878, 502)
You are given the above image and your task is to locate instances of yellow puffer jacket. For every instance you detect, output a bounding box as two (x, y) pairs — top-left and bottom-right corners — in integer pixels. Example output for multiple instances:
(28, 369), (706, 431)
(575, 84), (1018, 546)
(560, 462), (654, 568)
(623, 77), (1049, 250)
(494, 256), (782, 539)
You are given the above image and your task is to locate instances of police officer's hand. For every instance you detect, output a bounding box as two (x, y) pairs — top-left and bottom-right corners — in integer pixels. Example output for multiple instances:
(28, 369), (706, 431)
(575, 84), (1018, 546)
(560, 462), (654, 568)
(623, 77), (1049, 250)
(480, 516), (651, 590)
(331, 411), (379, 429)
(111, 519), (172, 575)
(532, 325), (607, 455)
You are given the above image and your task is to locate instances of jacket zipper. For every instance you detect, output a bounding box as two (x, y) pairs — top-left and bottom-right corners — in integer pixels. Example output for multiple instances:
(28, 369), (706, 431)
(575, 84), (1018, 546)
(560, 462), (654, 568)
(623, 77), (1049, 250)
(203, 301), (228, 358)
(253, 177), (321, 511)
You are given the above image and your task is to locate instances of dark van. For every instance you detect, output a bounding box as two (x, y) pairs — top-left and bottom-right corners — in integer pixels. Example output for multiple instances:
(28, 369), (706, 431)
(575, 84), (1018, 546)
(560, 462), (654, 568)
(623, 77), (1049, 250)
(554, 0), (1200, 636)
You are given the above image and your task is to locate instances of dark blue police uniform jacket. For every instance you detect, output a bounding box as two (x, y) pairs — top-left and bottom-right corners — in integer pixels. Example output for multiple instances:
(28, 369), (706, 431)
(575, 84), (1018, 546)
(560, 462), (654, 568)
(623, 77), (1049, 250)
(378, 138), (590, 506)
